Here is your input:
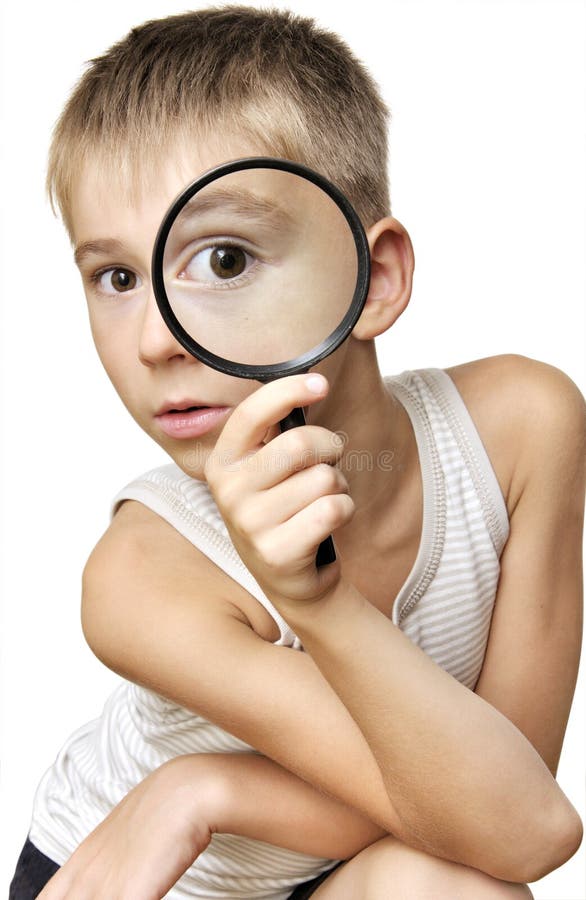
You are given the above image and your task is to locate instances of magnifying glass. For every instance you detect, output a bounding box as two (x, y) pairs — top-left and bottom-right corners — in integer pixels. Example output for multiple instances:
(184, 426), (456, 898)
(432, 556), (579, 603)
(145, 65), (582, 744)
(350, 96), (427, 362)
(152, 157), (371, 567)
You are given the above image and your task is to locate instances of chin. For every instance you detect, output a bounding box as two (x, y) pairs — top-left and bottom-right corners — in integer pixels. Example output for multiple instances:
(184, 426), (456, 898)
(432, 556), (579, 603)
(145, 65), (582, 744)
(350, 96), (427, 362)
(139, 419), (213, 482)
(166, 443), (209, 481)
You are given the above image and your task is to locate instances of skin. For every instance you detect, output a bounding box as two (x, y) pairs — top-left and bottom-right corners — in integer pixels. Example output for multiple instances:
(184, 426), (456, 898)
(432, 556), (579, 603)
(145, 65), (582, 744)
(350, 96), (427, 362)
(163, 166), (358, 362)
(44, 133), (585, 897)
(71, 135), (418, 524)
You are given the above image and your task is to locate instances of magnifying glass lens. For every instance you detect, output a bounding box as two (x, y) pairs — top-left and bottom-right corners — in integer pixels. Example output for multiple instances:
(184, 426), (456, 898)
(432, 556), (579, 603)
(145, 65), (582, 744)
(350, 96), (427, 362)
(161, 168), (359, 366)
(154, 160), (370, 567)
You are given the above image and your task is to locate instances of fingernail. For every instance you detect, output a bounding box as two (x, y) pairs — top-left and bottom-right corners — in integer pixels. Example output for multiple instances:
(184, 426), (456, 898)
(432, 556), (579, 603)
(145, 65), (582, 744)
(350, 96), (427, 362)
(306, 374), (327, 394)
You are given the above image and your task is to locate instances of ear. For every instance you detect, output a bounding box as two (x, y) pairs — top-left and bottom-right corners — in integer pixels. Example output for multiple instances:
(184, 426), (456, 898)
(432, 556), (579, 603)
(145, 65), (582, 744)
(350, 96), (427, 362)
(351, 217), (415, 340)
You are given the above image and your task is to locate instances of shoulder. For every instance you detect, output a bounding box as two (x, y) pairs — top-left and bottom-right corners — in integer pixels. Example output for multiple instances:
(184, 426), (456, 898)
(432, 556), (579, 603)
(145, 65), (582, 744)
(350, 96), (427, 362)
(443, 354), (586, 516)
(82, 499), (281, 653)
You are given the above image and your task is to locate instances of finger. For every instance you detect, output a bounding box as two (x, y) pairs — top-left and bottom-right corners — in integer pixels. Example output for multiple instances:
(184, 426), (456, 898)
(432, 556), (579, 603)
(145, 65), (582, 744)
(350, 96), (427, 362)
(240, 463), (350, 532)
(259, 493), (355, 569)
(212, 373), (329, 462)
(230, 426), (346, 493)
(257, 426), (345, 484)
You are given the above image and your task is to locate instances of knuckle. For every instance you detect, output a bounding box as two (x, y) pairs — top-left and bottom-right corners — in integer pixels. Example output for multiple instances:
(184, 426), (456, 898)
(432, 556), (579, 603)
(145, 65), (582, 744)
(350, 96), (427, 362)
(232, 496), (261, 536)
(344, 493), (357, 521)
(256, 535), (286, 571)
(325, 492), (355, 527)
(314, 462), (340, 493)
(338, 470), (350, 492)
(228, 507), (247, 536)
(285, 430), (312, 462)
(317, 431), (345, 465)
(317, 493), (342, 523)
(213, 477), (241, 513)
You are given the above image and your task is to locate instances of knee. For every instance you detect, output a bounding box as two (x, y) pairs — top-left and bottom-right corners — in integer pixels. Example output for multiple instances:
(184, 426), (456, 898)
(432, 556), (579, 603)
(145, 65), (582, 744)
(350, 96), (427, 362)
(361, 837), (534, 900)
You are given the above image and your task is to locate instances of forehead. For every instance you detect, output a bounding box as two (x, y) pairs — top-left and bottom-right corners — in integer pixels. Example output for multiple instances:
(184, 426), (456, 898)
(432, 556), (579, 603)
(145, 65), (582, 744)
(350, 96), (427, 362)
(70, 135), (340, 261)
(68, 133), (275, 248)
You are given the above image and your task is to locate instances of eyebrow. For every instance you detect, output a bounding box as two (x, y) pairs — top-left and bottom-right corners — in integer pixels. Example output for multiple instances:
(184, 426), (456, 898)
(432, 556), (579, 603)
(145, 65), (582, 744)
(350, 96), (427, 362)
(73, 188), (294, 267)
(176, 187), (295, 229)
(73, 238), (128, 268)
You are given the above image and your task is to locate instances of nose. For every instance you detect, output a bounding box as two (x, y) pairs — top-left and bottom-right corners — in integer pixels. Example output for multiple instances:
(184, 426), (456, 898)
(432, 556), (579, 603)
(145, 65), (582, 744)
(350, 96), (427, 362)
(138, 289), (190, 367)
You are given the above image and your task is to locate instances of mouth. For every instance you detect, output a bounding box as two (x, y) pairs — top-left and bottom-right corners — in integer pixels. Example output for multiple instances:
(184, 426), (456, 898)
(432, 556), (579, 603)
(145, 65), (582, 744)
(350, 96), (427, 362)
(168, 405), (204, 413)
(155, 400), (209, 416)
(154, 401), (231, 440)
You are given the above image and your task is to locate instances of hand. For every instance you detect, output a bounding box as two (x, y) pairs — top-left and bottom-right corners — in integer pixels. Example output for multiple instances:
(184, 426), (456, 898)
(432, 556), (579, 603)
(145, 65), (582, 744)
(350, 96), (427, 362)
(205, 373), (354, 607)
(37, 755), (216, 900)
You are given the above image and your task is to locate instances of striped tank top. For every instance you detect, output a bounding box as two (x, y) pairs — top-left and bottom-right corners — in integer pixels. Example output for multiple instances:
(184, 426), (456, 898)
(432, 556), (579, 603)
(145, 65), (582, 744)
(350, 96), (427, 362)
(28, 368), (510, 898)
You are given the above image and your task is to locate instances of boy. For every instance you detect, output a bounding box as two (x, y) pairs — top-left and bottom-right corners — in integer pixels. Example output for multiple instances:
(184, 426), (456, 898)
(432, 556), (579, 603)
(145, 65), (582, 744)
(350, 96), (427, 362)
(10, 7), (584, 899)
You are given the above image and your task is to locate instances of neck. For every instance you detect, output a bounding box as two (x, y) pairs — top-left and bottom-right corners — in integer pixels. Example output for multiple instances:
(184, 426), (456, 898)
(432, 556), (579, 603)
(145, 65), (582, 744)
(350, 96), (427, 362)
(307, 340), (418, 543)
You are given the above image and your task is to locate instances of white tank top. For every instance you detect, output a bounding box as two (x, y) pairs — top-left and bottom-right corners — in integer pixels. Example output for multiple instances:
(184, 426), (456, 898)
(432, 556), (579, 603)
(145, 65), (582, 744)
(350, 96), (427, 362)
(28, 369), (510, 898)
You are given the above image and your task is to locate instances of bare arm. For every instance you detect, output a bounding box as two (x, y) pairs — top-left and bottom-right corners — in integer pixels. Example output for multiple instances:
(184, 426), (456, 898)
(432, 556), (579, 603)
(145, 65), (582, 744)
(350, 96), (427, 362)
(39, 752), (383, 899)
(460, 357), (584, 778)
(275, 579), (579, 885)
(193, 752), (385, 857)
(202, 358), (584, 882)
(82, 357), (584, 885)
(82, 506), (404, 837)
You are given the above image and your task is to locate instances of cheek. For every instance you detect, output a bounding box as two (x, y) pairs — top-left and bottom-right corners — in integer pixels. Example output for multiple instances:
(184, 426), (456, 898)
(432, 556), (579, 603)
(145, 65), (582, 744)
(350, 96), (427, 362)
(89, 315), (137, 396)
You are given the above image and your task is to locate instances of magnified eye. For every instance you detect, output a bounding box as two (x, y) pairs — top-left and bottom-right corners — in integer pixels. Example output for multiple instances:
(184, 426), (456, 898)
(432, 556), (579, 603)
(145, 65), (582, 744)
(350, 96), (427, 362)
(182, 244), (252, 284)
(97, 268), (138, 294)
(211, 246), (246, 277)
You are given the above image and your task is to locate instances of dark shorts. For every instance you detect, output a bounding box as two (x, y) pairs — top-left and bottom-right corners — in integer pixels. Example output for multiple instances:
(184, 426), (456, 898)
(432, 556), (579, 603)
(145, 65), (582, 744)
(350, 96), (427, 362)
(8, 837), (60, 899)
(8, 835), (343, 899)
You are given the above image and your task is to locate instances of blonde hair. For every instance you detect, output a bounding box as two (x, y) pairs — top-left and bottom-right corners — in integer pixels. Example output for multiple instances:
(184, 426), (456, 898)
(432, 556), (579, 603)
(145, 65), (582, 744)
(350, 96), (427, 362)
(47, 6), (391, 237)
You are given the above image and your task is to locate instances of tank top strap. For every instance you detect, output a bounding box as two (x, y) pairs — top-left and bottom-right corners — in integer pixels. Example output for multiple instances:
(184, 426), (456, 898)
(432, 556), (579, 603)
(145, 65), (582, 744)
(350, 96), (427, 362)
(393, 368), (509, 556)
(110, 464), (302, 649)
(384, 368), (510, 688)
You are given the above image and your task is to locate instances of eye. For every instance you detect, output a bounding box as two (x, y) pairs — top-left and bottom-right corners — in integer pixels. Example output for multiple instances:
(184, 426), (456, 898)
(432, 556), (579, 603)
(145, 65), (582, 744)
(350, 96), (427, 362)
(181, 244), (253, 284)
(210, 246), (247, 278)
(95, 268), (139, 295)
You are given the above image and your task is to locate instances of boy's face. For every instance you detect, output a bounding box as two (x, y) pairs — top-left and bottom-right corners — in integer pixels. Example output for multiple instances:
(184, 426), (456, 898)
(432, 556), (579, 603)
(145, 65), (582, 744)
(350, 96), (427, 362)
(70, 136), (352, 479)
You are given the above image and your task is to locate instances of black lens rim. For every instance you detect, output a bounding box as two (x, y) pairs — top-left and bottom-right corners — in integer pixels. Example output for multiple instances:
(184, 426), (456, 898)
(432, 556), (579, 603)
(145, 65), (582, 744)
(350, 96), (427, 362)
(151, 157), (371, 380)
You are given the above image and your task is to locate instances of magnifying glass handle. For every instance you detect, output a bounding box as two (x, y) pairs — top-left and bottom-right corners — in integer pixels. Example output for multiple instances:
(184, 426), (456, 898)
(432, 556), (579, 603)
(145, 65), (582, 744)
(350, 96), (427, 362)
(279, 406), (337, 568)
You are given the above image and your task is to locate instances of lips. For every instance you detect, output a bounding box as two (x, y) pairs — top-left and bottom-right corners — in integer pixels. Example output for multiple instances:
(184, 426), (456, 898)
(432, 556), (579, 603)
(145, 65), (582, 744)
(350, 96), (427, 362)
(154, 401), (231, 440)
(155, 399), (209, 416)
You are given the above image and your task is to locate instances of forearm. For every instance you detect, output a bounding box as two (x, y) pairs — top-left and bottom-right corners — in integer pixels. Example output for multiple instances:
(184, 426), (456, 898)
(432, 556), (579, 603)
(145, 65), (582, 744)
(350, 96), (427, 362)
(276, 579), (581, 882)
(36, 751), (384, 900)
(175, 751), (386, 859)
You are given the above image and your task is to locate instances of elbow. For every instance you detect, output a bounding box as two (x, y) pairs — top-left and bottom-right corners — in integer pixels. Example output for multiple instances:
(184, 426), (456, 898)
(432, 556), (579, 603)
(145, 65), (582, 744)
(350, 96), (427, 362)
(80, 558), (117, 669)
(80, 563), (101, 656)
(517, 801), (583, 885)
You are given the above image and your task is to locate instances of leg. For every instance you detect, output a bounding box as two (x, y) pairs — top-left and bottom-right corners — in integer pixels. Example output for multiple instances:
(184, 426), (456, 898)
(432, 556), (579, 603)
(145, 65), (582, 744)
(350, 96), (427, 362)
(312, 836), (534, 899)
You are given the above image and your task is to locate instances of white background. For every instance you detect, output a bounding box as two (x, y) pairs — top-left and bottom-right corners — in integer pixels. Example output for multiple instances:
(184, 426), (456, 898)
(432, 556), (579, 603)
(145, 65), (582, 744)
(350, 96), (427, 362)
(1, 1), (584, 897)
